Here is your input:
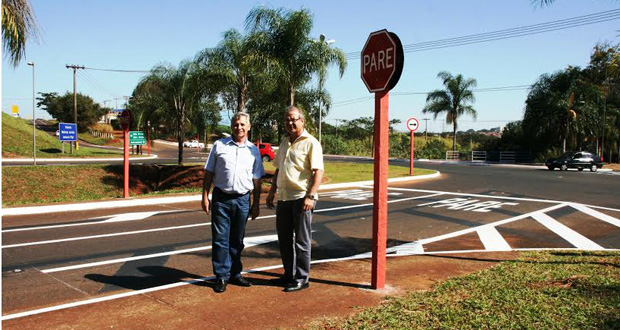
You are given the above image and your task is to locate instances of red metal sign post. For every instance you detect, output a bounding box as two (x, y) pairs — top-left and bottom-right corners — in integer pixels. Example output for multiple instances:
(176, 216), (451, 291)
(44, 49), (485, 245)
(361, 29), (404, 290)
(407, 117), (420, 176)
(120, 109), (132, 198)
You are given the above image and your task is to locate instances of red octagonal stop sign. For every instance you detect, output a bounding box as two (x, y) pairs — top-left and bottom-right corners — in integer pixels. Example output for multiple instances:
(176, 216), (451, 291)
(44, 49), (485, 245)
(361, 29), (404, 93)
(120, 109), (133, 131)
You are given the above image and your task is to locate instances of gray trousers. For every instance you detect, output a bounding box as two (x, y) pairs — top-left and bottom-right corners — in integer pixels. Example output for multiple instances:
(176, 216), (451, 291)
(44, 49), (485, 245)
(276, 198), (314, 285)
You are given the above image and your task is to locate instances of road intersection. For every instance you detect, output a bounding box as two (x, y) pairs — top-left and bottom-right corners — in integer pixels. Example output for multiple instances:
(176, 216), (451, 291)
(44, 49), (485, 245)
(1, 162), (619, 325)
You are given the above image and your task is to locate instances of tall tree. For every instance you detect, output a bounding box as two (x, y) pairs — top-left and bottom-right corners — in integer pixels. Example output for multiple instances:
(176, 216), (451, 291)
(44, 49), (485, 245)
(423, 71), (478, 151)
(196, 28), (264, 114)
(245, 6), (347, 143)
(246, 7), (346, 107)
(2, 0), (39, 67)
(141, 60), (204, 165)
(37, 92), (107, 132)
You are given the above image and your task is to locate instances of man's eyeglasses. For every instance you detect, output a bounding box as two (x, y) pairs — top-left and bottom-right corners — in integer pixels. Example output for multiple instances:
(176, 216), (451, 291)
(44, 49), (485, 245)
(285, 117), (301, 123)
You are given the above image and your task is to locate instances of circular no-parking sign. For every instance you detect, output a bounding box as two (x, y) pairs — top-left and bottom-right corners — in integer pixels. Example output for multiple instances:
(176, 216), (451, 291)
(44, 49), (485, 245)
(407, 117), (419, 132)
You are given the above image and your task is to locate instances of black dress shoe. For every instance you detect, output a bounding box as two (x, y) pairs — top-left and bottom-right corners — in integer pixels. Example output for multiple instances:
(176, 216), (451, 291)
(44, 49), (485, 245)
(284, 282), (309, 292)
(270, 277), (293, 287)
(214, 279), (227, 293)
(229, 276), (252, 287)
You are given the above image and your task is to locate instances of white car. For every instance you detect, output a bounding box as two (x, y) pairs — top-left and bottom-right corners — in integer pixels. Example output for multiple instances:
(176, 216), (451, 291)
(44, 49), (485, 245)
(183, 140), (205, 148)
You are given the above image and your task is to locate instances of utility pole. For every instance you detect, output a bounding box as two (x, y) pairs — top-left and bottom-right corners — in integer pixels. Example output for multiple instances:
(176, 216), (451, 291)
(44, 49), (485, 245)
(28, 62), (36, 165)
(423, 118), (429, 141)
(66, 64), (85, 150)
(316, 34), (335, 144)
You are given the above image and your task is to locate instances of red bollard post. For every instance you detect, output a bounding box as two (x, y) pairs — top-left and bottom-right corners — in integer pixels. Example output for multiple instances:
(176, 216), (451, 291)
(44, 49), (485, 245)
(371, 90), (389, 290)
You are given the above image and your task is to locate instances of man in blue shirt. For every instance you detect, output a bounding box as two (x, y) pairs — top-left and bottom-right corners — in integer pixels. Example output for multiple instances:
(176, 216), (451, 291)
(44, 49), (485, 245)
(202, 112), (265, 293)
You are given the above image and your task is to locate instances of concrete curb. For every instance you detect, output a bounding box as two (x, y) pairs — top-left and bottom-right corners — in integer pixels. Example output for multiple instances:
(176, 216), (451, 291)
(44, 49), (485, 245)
(0, 171), (440, 216)
(2, 155), (158, 164)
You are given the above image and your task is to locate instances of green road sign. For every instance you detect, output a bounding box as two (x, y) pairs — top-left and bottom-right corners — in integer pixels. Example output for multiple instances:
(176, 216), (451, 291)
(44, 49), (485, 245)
(129, 131), (146, 145)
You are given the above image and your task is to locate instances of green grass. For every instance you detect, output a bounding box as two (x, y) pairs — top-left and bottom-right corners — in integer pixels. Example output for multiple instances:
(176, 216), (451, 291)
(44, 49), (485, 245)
(2, 161), (437, 206)
(319, 251), (620, 330)
(2, 165), (123, 205)
(263, 161), (434, 184)
(2, 112), (123, 158)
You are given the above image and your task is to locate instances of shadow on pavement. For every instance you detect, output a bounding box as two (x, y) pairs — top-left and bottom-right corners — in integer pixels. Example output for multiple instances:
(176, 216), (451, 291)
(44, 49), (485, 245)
(86, 265), (212, 291)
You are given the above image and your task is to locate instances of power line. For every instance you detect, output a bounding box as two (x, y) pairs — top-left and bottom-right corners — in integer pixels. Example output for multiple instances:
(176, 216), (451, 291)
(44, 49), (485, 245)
(84, 67), (150, 73)
(78, 70), (122, 98)
(332, 84), (533, 107)
(347, 9), (620, 59)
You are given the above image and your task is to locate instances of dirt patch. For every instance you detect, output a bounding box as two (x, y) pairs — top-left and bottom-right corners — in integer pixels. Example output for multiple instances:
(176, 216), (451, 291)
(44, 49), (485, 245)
(102, 165), (279, 196)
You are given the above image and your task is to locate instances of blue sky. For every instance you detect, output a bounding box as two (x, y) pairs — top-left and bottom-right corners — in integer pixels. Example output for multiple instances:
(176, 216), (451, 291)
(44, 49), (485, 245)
(2, 0), (619, 133)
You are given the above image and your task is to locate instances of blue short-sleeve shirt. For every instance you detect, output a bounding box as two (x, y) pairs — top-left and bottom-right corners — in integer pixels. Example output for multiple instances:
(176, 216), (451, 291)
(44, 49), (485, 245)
(205, 137), (265, 194)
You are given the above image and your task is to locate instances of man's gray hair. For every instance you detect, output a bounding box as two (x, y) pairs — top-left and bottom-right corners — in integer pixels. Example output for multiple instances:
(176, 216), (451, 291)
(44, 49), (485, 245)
(286, 106), (305, 120)
(231, 112), (250, 123)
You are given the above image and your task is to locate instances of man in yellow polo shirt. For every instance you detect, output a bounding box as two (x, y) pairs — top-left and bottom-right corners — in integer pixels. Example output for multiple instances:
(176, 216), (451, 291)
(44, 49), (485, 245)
(266, 106), (324, 292)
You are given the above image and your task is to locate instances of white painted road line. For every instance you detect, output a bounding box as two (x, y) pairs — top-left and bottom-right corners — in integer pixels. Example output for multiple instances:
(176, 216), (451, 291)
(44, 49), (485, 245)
(1, 222), (211, 249)
(1, 171), (441, 216)
(40, 234), (279, 274)
(568, 203), (620, 228)
(477, 226), (512, 251)
(531, 212), (604, 250)
(41, 246), (213, 273)
(415, 203), (568, 246)
(2, 194), (441, 249)
(383, 187), (565, 204)
(0, 246), (373, 321)
(2, 211), (179, 233)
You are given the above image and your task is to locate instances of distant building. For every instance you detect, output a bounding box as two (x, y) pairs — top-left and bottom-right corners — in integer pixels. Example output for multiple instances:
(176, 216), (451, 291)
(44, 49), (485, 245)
(100, 109), (123, 124)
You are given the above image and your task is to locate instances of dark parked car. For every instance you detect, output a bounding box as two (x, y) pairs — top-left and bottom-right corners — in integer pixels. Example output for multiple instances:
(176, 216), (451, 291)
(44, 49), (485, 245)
(257, 142), (275, 162)
(545, 151), (603, 172)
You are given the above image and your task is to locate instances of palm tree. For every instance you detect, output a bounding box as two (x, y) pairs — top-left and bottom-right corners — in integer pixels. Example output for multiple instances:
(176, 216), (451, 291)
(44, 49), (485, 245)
(142, 60), (205, 165)
(2, 0), (39, 67)
(423, 71), (477, 151)
(246, 7), (346, 107)
(314, 35), (347, 141)
(196, 28), (265, 113)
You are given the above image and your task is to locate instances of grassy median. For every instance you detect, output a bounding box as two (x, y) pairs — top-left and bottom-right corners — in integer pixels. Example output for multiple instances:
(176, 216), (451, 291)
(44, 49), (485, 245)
(2, 162), (435, 207)
(2, 113), (123, 158)
(318, 251), (620, 330)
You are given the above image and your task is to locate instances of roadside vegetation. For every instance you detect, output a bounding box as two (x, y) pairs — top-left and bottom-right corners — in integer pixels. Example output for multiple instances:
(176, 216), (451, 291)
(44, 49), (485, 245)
(1, 162), (434, 206)
(318, 251), (620, 330)
(1, 112), (123, 158)
(263, 161), (434, 183)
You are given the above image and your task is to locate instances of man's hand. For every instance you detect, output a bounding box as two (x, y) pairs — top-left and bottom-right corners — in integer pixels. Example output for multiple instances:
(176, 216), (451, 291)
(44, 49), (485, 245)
(266, 190), (276, 209)
(250, 202), (260, 220)
(201, 194), (211, 214)
(303, 196), (315, 211)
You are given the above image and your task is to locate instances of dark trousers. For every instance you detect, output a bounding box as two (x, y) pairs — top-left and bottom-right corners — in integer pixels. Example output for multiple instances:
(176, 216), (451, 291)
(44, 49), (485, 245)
(211, 187), (250, 281)
(276, 198), (314, 285)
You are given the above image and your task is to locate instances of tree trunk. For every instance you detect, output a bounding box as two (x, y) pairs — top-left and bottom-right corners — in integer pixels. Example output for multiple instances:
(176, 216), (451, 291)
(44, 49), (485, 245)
(288, 83), (295, 107)
(237, 84), (246, 113)
(452, 121), (457, 152)
(177, 105), (185, 165)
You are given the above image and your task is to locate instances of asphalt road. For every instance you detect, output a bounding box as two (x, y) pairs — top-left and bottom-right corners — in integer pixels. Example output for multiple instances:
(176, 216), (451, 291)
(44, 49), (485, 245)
(2, 162), (619, 321)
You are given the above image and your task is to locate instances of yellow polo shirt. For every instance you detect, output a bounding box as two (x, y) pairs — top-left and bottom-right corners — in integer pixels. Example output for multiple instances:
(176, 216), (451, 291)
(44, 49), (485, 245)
(274, 129), (324, 201)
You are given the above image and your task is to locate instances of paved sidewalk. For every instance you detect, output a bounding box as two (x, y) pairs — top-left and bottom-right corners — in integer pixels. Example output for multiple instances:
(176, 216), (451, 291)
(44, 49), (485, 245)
(1, 251), (518, 329)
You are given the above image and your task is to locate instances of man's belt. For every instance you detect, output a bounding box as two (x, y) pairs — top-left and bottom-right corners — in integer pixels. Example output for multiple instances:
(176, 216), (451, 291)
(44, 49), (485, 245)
(214, 187), (250, 197)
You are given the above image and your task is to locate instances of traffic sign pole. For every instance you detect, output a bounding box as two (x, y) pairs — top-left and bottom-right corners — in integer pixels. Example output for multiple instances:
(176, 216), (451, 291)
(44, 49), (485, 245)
(406, 117), (419, 176)
(361, 29), (404, 291)
(371, 90), (389, 290)
(120, 109), (133, 198)
(123, 128), (130, 198)
(410, 131), (415, 175)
